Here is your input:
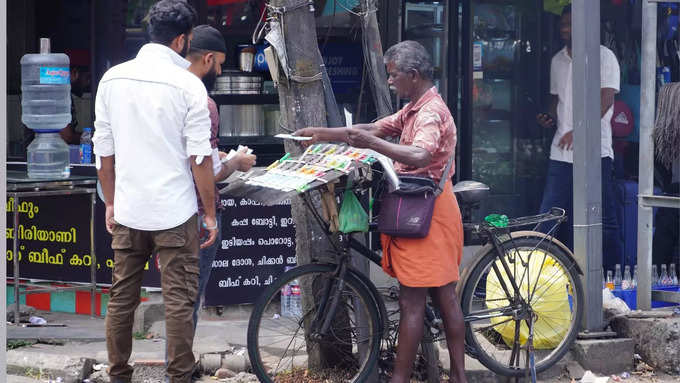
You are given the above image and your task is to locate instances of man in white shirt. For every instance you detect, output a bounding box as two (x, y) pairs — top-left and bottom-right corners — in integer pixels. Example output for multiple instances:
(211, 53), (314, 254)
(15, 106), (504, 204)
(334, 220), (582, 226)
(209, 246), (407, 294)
(92, 1), (217, 382)
(536, 5), (623, 273)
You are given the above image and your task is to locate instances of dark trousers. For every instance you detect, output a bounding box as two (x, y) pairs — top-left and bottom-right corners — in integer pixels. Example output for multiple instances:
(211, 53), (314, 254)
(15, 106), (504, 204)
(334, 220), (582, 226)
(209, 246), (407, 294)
(106, 216), (200, 383)
(539, 158), (624, 272)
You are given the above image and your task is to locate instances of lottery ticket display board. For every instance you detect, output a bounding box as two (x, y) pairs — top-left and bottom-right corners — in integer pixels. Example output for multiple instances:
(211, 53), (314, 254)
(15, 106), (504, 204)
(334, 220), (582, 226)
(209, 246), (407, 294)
(220, 143), (377, 205)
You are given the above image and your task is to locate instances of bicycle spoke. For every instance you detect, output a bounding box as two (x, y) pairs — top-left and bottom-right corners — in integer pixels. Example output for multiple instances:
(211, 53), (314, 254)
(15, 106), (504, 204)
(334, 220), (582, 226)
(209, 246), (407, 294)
(474, 317), (516, 334)
(530, 263), (578, 306)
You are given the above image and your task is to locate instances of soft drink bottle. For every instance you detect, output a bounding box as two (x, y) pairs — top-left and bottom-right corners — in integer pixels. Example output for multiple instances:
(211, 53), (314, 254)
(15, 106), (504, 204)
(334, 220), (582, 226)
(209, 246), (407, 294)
(289, 280), (302, 317)
(622, 265), (632, 290)
(660, 264), (671, 286)
(606, 270), (615, 291)
(652, 265), (659, 287)
(614, 264), (622, 288)
(280, 284), (291, 317)
(79, 127), (93, 164)
(670, 263), (678, 286)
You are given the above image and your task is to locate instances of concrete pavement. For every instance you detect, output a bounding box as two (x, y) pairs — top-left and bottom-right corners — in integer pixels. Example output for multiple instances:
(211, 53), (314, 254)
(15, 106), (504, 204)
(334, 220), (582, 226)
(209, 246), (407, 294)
(6, 303), (674, 383)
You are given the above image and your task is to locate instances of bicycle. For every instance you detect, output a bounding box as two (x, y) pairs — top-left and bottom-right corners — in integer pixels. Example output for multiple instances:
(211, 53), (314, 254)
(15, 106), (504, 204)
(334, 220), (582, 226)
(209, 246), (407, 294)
(246, 173), (584, 382)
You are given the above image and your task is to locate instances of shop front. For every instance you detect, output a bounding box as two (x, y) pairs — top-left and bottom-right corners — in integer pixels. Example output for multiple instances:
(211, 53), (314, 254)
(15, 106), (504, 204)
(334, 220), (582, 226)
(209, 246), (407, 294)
(5, 0), (679, 308)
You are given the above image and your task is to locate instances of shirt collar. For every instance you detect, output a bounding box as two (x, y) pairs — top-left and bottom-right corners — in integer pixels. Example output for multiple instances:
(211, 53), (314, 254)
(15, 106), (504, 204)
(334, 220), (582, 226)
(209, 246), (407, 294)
(404, 86), (439, 113)
(560, 46), (572, 61)
(136, 43), (191, 69)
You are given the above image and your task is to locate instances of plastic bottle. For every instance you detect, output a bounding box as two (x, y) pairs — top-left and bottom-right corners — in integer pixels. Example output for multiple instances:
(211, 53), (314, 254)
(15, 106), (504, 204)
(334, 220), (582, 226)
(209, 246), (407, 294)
(606, 270), (615, 291)
(614, 264), (622, 288)
(632, 265), (638, 289)
(670, 263), (678, 286)
(22, 38), (71, 178)
(660, 264), (671, 286)
(622, 265), (632, 290)
(280, 284), (291, 317)
(280, 266), (296, 317)
(289, 280), (302, 317)
(652, 264), (659, 287)
(27, 133), (70, 178)
(79, 127), (93, 164)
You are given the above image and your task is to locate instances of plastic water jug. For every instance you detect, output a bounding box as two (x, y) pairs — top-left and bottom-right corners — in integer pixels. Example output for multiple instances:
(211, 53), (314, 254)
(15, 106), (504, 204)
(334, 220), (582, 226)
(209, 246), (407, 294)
(22, 38), (71, 178)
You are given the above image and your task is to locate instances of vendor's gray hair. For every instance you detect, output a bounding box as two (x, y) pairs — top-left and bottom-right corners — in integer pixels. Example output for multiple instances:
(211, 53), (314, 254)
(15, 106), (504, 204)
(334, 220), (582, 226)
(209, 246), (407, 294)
(384, 41), (434, 80)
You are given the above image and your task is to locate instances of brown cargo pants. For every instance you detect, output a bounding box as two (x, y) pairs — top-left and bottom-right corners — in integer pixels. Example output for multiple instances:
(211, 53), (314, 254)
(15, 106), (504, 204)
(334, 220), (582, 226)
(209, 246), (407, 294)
(106, 215), (200, 383)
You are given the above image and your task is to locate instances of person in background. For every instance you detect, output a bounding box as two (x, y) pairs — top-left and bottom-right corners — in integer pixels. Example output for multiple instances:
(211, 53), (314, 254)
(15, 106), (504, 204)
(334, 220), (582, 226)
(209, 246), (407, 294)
(92, 1), (217, 382)
(295, 41), (467, 383)
(536, 4), (623, 272)
(182, 24), (256, 370)
(61, 49), (92, 144)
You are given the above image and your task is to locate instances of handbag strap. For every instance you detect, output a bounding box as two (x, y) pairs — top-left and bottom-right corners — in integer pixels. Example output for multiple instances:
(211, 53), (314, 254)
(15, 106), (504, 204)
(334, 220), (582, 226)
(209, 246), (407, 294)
(434, 152), (455, 196)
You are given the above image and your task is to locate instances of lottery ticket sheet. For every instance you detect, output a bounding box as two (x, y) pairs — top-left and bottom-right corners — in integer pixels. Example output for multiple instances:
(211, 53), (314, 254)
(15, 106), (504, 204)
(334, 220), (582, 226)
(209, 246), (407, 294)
(218, 143), (380, 205)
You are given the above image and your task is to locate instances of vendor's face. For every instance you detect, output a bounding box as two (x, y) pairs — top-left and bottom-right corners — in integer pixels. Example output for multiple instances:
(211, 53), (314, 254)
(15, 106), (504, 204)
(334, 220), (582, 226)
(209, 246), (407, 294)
(560, 12), (572, 47)
(386, 61), (413, 99)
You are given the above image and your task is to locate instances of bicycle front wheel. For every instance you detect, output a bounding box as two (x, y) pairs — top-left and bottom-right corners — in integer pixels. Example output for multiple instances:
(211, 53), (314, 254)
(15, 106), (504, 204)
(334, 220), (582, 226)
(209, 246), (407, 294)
(461, 235), (584, 377)
(247, 263), (382, 383)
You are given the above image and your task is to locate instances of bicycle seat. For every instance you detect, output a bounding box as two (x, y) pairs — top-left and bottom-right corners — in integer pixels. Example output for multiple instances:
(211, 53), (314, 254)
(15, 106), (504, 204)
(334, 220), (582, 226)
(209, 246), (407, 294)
(453, 180), (490, 205)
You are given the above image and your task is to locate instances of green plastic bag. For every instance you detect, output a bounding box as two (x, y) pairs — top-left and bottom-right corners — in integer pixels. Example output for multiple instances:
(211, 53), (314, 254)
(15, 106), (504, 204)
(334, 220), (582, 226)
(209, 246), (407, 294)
(338, 189), (369, 233)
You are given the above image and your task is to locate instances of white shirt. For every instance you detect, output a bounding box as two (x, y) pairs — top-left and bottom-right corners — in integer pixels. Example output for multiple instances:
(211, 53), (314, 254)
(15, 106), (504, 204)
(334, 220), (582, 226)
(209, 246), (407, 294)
(93, 43), (212, 231)
(550, 45), (620, 163)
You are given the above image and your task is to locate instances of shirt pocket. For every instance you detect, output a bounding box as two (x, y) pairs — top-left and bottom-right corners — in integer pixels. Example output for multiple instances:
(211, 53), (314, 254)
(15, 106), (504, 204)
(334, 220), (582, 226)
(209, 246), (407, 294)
(111, 224), (133, 250)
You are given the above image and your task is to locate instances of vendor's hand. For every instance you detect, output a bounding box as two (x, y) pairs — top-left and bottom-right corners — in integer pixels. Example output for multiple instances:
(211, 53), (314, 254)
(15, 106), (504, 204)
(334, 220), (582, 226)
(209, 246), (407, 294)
(105, 204), (115, 234)
(558, 130), (574, 151)
(347, 129), (376, 149)
(536, 113), (556, 129)
(200, 215), (218, 249)
(218, 151), (228, 161)
(234, 147), (256, 172)
(294, 128), (320, 147)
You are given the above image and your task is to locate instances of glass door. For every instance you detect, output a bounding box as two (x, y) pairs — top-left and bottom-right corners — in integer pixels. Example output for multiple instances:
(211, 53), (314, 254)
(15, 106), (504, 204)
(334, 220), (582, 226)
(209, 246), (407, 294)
(462, 0), (546, 220)
(403, 1), (450, 100)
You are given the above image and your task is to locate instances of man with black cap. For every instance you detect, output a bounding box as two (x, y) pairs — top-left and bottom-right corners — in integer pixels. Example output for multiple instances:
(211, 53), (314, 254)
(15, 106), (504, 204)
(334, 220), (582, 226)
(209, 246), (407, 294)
(184, 25), (256, 334)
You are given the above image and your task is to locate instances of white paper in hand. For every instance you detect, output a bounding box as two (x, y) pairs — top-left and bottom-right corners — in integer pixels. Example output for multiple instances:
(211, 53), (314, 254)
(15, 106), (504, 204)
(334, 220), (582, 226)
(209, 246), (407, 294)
(274, 133), (313, 141)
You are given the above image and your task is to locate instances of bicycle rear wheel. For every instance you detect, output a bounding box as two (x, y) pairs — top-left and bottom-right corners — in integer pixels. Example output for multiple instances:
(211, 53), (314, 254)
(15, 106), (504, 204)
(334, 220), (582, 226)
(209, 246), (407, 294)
(461, 235), (584, 377)
(247, 263), (381, 383)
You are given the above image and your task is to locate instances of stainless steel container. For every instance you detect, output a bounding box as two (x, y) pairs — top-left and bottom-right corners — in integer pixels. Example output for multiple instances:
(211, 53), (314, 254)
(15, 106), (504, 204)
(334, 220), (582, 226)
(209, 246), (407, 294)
(212, 70), (262, 95)
(263, 105), (281, 136)
(219, 104), (264, 136)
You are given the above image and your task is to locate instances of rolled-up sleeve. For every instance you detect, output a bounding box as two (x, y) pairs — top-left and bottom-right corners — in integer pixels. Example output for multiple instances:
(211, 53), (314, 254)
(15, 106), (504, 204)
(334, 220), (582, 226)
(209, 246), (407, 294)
(184, 84), (212, 157)
(92, 82), (115, 157)
(374, 109), (404, 137)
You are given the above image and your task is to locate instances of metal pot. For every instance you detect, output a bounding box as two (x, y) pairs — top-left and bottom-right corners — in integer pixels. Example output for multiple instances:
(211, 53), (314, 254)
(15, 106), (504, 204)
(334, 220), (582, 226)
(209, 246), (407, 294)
(212, 70), (263, 95)
(219, 105), (264, 136)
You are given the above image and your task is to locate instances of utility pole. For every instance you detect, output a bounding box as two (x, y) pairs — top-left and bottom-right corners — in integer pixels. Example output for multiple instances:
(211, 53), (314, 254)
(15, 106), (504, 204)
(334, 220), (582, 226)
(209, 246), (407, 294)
(269, 0), (328, 265)
(268, 0), (349, 370)
(571, 0), (603, 331)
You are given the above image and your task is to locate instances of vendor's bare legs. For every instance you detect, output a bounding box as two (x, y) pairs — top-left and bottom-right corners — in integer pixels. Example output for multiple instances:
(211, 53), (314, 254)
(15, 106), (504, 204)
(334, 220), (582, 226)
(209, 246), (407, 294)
(432, 282), (467, 383)
(390, 285), (427, 383)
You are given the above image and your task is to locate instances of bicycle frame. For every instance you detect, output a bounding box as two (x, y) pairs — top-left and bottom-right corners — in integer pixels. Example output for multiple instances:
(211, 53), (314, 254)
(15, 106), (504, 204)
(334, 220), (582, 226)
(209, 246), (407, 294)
(297, 181), (572, 349)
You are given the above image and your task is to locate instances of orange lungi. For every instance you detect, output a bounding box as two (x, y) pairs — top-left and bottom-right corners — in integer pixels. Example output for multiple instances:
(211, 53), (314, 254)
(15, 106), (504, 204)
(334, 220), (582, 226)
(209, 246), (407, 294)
(381, 181), (463, 287)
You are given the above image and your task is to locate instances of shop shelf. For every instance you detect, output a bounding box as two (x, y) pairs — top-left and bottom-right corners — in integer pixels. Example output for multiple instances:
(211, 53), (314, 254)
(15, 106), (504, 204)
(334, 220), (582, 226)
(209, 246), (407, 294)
(219, 135), (284, 147)
(211, 94), (279, 105)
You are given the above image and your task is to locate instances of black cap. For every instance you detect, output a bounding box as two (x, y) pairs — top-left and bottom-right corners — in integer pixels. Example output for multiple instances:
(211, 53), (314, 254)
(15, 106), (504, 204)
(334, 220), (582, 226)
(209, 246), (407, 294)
(191, 25), (227, 53)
